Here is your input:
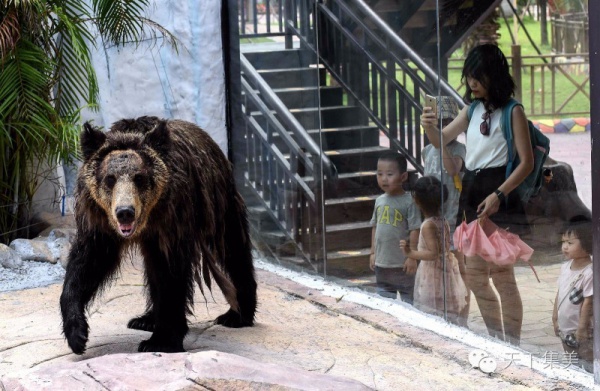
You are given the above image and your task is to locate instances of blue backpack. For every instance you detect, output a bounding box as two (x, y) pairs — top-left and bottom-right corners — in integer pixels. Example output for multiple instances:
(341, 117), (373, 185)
(468, 98), (550, 204)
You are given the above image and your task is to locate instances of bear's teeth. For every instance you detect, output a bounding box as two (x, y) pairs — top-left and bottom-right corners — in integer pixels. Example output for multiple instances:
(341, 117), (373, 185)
(119, 223), (134, 236)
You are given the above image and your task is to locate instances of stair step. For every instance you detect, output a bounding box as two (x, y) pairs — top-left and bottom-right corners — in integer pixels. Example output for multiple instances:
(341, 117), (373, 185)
(244, 49), (316, 70)
(289, 105), (368, 128)
(326, 248), (372, 278)
(324, 195), (377, 225)
(258, 67), (326, 89)
(268, 125), (380, 154)
(315, 171), (379, 198)
(320, 169), (418, 199)
(273, 86), (344, 108)
(251, 105), (368, 132)
(326, 221), (372, 251)
(308, 126), (380, 150)
(325, 146), (387, 173)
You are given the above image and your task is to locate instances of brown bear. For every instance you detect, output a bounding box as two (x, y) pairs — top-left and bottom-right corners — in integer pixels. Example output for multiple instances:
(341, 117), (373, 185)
(60, 116), (257, 354)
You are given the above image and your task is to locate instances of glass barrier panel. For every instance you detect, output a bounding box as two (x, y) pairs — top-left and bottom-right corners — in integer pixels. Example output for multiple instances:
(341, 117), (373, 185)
(230, 0), (593, 376)
(233, 0), (327, 275)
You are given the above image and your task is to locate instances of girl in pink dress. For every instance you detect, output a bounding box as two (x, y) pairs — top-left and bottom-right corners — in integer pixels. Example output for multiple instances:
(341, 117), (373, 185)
(400, 176), (468, 324)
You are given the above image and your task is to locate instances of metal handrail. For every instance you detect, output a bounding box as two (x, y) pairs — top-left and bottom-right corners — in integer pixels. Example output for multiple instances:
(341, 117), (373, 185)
(240, 55), (337, 179)
(241, 77), (316, 200)
(347, 0), (463, 105)
(284, 0), (466, 171)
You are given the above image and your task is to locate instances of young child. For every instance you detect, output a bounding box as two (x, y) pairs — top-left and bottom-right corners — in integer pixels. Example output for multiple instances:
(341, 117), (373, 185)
(421, 96), (469, 326)
(400, 176), (467, 324)
(421, 96), (465, 237)
(552, 222), (593, 372)
(370, 151), (421, 304)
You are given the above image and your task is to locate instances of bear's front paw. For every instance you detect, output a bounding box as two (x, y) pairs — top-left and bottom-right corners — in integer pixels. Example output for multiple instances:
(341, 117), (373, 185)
(63, 315), (89, 355)
(215, 309), (254, 328)
(127, 313), (155, 332)
(138, 334), (184, 353)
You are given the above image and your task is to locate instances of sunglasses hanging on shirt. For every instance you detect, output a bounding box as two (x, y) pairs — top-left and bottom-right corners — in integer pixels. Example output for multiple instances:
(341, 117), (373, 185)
(480, 110), (492, 136)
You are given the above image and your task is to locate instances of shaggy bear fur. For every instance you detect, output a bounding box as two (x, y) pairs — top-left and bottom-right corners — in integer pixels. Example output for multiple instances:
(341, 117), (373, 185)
(60, 116), (257, 354)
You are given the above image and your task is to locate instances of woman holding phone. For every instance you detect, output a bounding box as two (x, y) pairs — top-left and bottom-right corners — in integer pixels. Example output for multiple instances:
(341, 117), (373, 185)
(420, 44), (534, 345)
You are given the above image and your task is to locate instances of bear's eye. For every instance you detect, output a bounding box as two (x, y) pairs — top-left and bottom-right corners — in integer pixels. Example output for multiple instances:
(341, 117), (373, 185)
(104, 175), (116, 189)
(134, 173), (148, 188)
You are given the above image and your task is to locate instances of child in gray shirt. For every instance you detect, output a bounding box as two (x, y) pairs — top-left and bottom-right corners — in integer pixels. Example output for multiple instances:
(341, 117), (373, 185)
(370, 151), (422, 303)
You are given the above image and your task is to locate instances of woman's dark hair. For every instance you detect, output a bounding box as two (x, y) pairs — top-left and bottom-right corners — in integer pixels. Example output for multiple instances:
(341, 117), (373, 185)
(564, 218), (593, 254)
(412, 176), (448, 216)
(461, 44), (515, 110)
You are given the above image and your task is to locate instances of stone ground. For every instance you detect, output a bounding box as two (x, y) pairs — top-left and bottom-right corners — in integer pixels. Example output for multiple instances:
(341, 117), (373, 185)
(0, 254), (594, 390)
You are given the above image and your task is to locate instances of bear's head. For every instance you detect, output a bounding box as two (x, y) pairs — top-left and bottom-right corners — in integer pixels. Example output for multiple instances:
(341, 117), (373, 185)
(80, 119), (170, 239)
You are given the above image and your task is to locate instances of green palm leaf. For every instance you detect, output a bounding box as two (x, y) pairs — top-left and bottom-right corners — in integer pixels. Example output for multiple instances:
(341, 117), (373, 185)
(0, 0), (180, 243)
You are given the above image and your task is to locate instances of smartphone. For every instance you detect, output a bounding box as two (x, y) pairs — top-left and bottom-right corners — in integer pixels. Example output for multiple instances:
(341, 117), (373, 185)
(424, 94), (438, 116)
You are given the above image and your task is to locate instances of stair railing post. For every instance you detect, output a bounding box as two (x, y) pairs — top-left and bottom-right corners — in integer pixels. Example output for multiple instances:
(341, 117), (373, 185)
(512, 44), (522, 102)
(290, 152), (301, 242)
(313, 185), (325, 267)
(386, 46), (398, 141)
(284, 0), (294, 49)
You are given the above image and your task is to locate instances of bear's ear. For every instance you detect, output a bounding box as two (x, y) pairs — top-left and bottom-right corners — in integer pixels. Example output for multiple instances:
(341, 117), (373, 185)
(80, 122), (107, 161)
(144, 120), (171, 155)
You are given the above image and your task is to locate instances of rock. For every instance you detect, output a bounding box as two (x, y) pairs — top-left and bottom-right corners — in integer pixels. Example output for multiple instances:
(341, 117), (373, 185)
(38, 227), (77, 244)
(9, 235), (71, 266)
(9, 239), (56, 264)
(0, 350), (371, 391)
(525, 161), (592, 247)
(31, 212), (75, 238)
(0, 243), (23, 269)
(49, 237), (71, 268)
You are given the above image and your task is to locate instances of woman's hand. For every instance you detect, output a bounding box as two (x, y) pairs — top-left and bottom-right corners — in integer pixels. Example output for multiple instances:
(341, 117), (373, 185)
(477, 192), (501, 219)
(420, 107), (437, 131)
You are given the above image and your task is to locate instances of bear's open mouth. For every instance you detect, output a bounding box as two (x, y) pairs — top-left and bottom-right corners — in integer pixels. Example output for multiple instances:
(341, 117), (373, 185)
(118, 223), (136, 237)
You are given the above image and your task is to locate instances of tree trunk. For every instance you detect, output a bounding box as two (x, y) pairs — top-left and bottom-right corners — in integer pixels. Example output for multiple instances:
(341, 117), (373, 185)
(539, 0), (549, 45)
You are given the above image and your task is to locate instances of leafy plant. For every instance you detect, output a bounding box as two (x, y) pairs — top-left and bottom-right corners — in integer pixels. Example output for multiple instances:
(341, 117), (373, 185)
(0, 0), (179, 243)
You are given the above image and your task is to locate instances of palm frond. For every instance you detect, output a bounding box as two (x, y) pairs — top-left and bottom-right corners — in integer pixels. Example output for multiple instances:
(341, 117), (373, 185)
(51, 2), (99, 117)
(0, 39), (63, 160)
(91, 0), (180, 52)
(139, 17), (181, 53)
(0, 8), (20, 59)
(0, 0), (180, 242)
(92, 0), (148, 47)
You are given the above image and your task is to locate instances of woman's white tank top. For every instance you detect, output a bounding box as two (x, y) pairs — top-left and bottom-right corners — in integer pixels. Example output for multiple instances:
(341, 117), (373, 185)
(464, 103), (509, 171)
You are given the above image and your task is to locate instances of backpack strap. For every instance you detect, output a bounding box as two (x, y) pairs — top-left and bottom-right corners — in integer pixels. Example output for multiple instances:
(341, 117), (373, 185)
(501, 98), (523, 179)
(468, 98), (523, 180)
(467, 99), (481, 121)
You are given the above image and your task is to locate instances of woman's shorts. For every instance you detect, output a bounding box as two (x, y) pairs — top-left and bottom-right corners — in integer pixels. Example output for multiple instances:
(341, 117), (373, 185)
(457, 166), (529, 235)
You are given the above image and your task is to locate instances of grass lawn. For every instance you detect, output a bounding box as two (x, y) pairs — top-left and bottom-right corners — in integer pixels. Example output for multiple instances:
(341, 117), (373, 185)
(446, 15), (589, 118)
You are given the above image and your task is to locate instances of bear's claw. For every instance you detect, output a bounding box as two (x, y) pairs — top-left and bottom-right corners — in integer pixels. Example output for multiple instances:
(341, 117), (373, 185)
(138, 336), (184, 353)
(63, 316), (89, 355)
(215, 309), (254, 328)
(127, 314), (155, 332)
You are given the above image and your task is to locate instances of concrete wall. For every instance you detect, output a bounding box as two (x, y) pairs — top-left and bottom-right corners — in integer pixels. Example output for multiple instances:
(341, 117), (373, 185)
(33, 0), (227, 218)
(82, 0), (227, 152)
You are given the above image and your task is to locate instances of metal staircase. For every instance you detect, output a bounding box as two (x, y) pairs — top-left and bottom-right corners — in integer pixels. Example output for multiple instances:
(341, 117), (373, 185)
(236, 0), (500, 277)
